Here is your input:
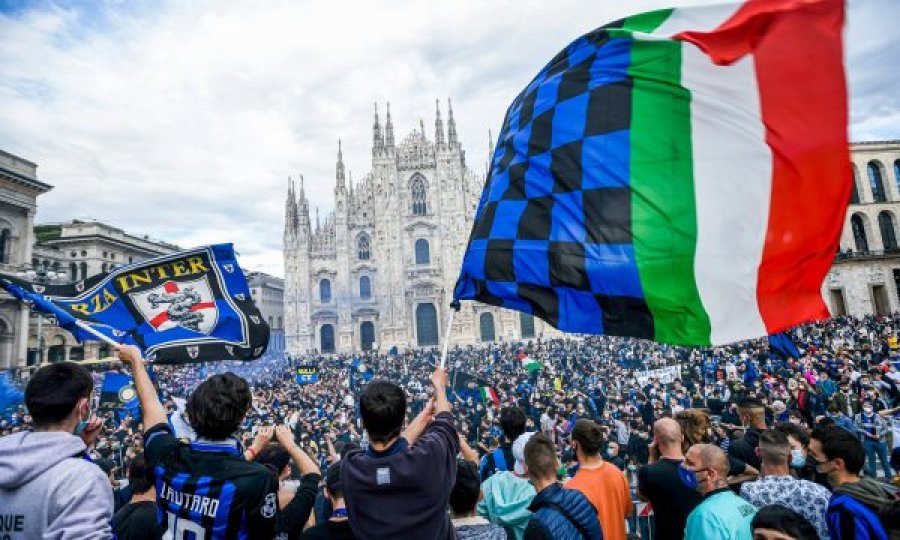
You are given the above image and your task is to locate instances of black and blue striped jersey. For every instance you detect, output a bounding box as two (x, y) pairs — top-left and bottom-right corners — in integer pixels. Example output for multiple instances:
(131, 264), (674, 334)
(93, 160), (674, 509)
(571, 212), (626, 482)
(144, 423), (278, 540)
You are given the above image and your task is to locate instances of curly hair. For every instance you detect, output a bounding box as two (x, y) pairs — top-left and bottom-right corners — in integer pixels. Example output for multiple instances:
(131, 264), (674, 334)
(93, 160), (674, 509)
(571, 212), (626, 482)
(675, 409), (711, 452)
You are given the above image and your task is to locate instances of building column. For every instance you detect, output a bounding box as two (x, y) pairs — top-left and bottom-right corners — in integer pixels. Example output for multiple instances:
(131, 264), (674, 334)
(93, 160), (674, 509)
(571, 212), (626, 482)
(15, 304), (29, 368)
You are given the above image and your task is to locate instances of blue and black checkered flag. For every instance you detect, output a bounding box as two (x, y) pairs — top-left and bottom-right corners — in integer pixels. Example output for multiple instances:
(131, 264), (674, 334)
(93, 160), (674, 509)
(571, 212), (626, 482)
(453, 18), (650, 339)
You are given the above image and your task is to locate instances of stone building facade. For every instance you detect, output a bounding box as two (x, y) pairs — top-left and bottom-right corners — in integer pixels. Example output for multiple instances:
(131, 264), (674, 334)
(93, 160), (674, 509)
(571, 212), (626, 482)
(247, 271), (284, 331)
(0, 149), (52, 369)
(283, 101), (556, 354)
(27, 220), (179, 364)
(824, 140), (900, 317)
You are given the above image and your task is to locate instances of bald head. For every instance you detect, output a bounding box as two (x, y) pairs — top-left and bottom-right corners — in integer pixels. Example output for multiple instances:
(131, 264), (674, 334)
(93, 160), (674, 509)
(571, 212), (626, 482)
(654, 418), (682, 447)
(690, 444), (729, 477)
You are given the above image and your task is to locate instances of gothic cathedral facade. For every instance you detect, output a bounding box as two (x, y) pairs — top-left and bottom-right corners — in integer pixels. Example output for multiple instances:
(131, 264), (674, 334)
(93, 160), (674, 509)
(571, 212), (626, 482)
(283, 101), (555, 354)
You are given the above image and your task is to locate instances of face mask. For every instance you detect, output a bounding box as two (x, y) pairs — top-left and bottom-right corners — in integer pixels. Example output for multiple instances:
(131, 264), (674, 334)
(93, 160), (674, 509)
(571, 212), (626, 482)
(678, 464), (699, 490)
(790, 449), (806, 468)
(73, 402), (91, 436)
(74, 410), (91, 435)
(864, 407), (874, 415)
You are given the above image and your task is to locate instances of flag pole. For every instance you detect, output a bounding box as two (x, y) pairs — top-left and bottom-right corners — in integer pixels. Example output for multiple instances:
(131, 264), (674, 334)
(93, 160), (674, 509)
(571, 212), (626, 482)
(74, 320), (121, 347)
(439, 308), (455, 369)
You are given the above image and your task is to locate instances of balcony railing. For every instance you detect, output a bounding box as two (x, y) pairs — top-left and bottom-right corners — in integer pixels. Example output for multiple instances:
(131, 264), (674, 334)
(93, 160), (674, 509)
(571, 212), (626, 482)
(835, 248), (900, 261)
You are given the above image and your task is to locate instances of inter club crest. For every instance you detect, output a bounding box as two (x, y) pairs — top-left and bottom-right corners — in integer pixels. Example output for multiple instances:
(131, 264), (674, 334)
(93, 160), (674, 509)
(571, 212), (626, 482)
(118, 385), (137, 403)
(130, 277), (218, 334)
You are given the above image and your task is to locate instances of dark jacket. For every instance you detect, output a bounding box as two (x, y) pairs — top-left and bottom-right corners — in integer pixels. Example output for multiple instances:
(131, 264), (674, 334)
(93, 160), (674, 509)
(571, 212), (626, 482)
(728, 427), (762, 470)
(341, 411), (459, 540)
(523, 483), (603, 540)
(828, 477), (900, 540)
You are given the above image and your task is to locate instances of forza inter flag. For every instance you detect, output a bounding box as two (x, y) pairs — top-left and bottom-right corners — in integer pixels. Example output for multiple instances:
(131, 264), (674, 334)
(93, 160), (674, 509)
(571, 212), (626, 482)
(2, 244), (269, 363)
(454, 0), (852, 346)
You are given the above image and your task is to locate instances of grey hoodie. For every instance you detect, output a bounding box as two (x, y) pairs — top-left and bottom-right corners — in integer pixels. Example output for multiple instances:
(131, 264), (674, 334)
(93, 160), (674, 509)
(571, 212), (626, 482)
(0, 431), (114, 539)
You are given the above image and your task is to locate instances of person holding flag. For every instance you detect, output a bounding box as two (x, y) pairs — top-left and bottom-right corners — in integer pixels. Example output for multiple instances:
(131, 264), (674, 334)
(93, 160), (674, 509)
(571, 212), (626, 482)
(116, 344), (279, 539)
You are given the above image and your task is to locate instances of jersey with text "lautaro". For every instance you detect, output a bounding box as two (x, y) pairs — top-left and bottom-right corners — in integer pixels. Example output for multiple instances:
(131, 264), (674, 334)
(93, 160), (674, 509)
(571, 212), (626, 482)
(144, 423), (279, 540)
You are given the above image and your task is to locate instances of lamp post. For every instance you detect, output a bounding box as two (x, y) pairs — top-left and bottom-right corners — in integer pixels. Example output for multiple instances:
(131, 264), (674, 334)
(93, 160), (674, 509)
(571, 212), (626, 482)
(15, 265), (67, 365)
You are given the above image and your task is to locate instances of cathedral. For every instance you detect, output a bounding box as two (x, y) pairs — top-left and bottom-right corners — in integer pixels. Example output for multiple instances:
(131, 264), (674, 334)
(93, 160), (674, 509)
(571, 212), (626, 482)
(283, 100), (555, 354)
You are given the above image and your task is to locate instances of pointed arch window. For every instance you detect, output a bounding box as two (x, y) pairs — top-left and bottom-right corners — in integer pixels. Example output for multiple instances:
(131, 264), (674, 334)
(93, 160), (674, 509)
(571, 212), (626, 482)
(411, 176), (427, 215)
(415, 239), (430, 265)
(320, 279), (332, 303)
(868, 161), (887, 202)
(359, 275), (371, 299)
(358, 234), (370, 260)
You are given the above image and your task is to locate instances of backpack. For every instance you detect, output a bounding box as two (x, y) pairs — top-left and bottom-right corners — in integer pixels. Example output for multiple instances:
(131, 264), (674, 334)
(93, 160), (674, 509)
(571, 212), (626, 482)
(828, 494), (890, 540)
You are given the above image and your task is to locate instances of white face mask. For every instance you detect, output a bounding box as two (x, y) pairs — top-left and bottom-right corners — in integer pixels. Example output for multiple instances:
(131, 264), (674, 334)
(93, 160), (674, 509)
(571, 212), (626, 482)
(864, 407), (874, 414)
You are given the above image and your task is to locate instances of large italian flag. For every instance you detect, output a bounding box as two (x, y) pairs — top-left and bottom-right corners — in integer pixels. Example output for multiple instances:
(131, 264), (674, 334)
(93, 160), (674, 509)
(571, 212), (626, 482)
(623, 1), (849, 345)
(454, 0), (855, 346)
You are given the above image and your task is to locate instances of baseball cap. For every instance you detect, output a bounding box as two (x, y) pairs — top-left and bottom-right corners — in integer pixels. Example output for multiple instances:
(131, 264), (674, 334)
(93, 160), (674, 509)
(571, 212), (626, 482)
(512, 432), (536, 475)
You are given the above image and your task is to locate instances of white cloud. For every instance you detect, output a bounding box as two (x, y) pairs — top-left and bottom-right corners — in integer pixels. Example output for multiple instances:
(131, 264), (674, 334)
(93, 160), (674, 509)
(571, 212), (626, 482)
(0, 0), (897, 277)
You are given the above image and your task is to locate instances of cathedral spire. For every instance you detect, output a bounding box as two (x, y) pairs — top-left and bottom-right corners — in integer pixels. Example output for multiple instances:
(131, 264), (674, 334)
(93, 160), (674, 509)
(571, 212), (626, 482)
(385, 102), (395, 149)
(285, 176), (300, 245)
(336, 139), (346, 187)
(447, 97), (458, 148)
(435, 99), (445, 148)
(348, 170), (354, 202)
(316, 206), (320, 232)
(372, 102), (384, 155)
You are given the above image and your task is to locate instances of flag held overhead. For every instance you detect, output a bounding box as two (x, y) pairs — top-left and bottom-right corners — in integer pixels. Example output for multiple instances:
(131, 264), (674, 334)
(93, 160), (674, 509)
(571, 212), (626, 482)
(1, 244), (269, 364)
(454, 0), (850, 346)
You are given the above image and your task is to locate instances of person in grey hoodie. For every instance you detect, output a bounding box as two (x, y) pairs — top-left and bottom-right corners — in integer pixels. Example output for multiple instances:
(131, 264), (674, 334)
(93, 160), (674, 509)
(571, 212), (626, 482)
(0, 361), (113, 539)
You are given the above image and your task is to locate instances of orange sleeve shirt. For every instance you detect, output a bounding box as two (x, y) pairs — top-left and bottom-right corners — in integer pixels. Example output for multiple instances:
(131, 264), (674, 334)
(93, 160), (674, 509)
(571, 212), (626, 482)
(566, 463), (633, 540)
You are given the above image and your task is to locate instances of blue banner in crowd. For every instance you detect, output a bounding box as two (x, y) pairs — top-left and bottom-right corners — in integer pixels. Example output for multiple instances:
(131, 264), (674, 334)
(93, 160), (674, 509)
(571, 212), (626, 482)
(769, 332), (801, 360)
(0, 373), (23, 413)
(0, 244), (269, 364)
(99, 372), (140, 419)
(296, 365), (319, 384)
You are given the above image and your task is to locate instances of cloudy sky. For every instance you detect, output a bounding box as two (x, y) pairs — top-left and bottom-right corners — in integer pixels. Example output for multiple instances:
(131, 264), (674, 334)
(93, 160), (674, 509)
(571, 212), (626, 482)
(1, 0), (897, 277)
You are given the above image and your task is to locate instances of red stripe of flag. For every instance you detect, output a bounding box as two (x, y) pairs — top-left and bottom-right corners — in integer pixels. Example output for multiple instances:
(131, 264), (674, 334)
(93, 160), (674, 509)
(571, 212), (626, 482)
(677, 0), (849, 332)
(149, 301), (216, 328)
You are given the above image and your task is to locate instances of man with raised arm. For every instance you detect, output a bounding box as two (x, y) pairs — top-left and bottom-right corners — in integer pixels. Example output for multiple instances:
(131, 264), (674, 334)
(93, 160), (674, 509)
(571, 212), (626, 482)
(341, 366), (460, 539)
(118, 345), (279, 540)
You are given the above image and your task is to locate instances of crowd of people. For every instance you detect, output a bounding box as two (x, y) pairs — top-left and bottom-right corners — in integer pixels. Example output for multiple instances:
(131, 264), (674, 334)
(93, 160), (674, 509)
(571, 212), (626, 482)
(2, 313), (900, 538)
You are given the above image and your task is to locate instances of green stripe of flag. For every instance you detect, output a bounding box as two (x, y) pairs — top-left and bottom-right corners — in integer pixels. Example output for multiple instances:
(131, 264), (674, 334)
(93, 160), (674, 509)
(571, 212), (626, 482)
(626, 11), (712, 345)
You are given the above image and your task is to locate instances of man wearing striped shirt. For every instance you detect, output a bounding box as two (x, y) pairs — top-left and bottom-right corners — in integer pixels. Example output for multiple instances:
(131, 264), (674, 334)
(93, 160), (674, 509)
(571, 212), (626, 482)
(118, 345), (279, 540)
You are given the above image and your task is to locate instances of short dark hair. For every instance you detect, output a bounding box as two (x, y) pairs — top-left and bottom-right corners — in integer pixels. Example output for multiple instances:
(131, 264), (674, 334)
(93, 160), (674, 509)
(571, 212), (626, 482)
(524, 433), (557, 479)
(359, 379), (406, 444)
(325, 462), (343, 499)
(811, 425), (865, 474)
(758, 429), (790, 465)
(187, 372), (251, 439)
(737, 396), (765, 410)
(26, 362), (93, 426)
(751, 505), (818, 540)
(571, 419), (604, 455)
(449, 460), (480, 514)
(255, 443), (291, 478)
(127, 454), (155, 495)
(499, 407), (526, 441)
(775, 422), (810, 447)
